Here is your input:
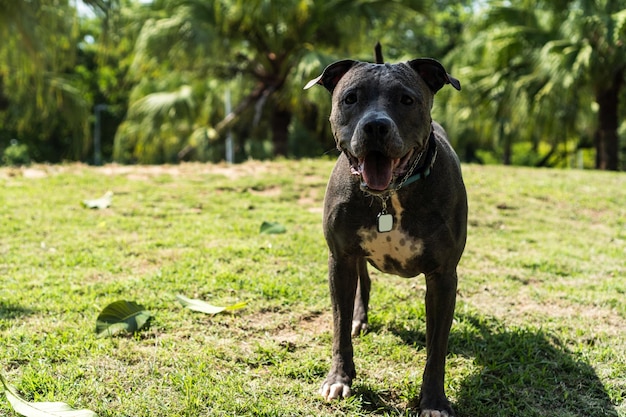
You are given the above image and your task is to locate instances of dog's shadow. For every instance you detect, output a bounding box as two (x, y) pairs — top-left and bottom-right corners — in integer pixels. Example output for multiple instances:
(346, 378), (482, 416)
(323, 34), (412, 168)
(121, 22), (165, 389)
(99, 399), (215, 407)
(361, 312), (618, 416)
(0, 302), (33, 320)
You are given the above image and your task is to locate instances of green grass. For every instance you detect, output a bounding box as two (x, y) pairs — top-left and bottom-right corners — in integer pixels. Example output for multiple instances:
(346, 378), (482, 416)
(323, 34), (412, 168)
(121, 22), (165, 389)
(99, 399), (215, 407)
(0, 160), (624, 417)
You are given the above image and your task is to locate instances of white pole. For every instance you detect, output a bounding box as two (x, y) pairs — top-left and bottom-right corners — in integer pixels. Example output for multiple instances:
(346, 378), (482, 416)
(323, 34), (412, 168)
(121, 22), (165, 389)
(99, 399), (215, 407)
(225, 89), (234, 164)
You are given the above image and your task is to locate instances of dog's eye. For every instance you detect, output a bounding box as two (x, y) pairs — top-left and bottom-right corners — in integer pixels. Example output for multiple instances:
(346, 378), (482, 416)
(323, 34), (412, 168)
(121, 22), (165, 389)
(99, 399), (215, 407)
(344, 93), (357, 105)
(400, 95), (414, 106)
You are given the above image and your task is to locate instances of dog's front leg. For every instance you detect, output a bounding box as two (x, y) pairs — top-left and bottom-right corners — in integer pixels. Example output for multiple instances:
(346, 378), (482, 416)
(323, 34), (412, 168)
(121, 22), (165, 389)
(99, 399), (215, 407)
(419, 269), (458, 417)
(321, 252), (358, 401)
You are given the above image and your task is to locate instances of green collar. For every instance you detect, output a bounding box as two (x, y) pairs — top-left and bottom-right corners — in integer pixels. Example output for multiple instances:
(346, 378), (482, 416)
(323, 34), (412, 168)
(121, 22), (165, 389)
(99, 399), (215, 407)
(393, 131), (438, 189)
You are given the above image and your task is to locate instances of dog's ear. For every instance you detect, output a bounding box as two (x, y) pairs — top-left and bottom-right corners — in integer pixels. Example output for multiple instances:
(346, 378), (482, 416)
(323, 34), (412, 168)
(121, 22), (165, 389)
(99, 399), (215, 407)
(304, 60), (357, 93)
(408, 58), (461, 93)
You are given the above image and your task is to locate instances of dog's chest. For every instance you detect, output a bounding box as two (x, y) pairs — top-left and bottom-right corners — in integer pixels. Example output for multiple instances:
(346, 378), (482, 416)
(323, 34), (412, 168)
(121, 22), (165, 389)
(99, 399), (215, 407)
(357, 195), (424, 276)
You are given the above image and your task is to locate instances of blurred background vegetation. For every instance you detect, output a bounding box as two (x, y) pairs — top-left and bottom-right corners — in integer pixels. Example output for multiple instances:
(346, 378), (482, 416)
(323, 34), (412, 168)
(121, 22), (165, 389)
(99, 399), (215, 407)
(1, 0), (625, 170)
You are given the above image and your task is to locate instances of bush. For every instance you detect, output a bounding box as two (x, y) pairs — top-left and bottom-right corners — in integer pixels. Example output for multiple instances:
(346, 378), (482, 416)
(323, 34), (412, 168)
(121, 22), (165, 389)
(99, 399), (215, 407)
(2, 140), (31, 166)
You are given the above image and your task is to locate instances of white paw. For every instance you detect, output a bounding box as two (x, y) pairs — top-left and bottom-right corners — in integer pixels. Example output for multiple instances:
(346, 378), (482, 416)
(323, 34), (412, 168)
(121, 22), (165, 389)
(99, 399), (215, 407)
(419, 410), (450, 417)
(351, 320), (369, 337)
(320, 382), (351, 401)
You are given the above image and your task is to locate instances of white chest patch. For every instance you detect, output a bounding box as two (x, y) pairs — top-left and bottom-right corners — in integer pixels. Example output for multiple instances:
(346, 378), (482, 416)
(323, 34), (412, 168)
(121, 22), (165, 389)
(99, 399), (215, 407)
(357, 195), (424, 273)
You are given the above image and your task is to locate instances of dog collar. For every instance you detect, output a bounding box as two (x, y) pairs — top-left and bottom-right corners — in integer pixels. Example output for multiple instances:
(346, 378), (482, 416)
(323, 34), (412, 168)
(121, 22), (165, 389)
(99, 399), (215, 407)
(391, 130), (438, 190)
(359, 130), (438, 233)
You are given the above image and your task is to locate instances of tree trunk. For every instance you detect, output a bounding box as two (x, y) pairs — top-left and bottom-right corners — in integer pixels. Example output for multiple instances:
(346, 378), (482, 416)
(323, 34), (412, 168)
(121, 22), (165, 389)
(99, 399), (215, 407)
(0, 76), (9, 110)
(271, 108), (291, 157)
(594, 70), (623, 171)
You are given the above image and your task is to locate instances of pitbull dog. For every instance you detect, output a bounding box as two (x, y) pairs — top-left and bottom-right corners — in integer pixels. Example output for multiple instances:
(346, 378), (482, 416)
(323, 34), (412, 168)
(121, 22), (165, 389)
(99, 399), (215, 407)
(305, 58), (467, 416)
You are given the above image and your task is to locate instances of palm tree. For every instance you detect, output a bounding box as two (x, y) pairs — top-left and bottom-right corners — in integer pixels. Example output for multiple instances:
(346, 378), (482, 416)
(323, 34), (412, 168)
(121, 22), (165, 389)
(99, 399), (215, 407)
(0, 0), (91, 162)
(116, 0), (427, 162)
(446, 0), (626, 170)
(542, 2), (626, 170)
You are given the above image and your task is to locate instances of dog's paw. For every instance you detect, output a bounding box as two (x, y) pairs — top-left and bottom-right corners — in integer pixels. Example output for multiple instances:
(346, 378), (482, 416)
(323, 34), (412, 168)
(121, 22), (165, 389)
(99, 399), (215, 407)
(419, 410), (452, 417)
(320, 382), (351, 401)
(417, 391), (455, 416)
(351, 320), (369, 337)
(420, 410), (453, 417)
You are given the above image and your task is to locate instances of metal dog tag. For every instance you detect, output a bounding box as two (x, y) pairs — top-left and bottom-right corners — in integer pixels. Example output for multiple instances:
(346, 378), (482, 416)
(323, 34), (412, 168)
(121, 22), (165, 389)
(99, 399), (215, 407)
(377, 212), (393, 233)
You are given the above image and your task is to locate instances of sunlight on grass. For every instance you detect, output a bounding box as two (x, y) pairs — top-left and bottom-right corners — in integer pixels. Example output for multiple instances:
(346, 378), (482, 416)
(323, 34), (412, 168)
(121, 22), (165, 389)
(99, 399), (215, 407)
(0, 161), (624, 416)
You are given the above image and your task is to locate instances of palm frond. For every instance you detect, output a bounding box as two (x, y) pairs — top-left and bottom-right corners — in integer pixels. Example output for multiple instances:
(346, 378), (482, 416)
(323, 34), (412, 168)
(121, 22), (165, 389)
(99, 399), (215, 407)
(128, 85), (195, 122)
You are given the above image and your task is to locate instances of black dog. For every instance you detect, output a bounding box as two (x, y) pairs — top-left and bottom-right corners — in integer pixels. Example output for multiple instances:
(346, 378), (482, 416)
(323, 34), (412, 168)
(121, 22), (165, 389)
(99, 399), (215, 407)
(305, 57), (467, 416)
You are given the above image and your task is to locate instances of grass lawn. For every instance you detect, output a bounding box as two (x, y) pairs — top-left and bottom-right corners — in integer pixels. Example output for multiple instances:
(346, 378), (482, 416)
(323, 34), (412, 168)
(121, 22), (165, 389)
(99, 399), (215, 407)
(0, 160), (624, 416)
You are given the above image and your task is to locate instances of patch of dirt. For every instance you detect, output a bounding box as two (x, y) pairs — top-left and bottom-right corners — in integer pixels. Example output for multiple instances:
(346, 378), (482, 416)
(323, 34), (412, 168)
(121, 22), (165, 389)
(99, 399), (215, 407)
(0, 164), (63, 179)
(99, 164), (184, 179)
(0, 161), (278, 180)
(299, 174), (328, 185)
(240, 309), (331, 346)
(299, 311), (332, 335)
(273, 311), (331, 345)
(248, 186), (281, 197)
(22, 168), (50, 178)
(463, 289), (624, 337)
(298, 188), (324, 213)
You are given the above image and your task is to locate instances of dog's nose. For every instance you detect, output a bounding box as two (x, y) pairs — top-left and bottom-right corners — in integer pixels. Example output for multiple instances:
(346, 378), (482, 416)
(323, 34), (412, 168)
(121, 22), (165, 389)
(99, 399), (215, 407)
(363, 118), (391, 140)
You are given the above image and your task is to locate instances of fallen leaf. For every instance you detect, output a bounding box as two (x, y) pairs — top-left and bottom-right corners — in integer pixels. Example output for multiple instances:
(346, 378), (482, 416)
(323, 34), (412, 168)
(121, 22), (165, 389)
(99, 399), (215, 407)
(0, 372), (97, 417)
(81, 191), (113, 209)
(95, 300), (152, 338)
(176, 294), (247, 315)
(260, 221), (286, 234)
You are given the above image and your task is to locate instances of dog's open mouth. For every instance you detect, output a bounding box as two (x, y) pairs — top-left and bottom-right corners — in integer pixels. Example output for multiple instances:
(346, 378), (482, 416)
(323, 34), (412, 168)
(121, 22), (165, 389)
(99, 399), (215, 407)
(349, 149), (415, 191)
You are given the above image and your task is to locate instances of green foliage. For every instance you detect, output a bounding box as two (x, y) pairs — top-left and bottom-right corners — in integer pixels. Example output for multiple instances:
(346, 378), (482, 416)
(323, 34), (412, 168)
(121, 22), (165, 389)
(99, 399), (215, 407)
(443, 0), (626, 169)
(113, 0), (431, 163)
(114, 84), (199, 163)
(2, 140), (30, 166)
(1, 0), (625, 168)
(0, 0), (90, 162)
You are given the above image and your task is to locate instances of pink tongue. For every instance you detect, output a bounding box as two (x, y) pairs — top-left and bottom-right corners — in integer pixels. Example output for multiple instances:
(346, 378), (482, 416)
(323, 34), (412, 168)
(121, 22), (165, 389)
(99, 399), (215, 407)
(362, 152), (393, 191)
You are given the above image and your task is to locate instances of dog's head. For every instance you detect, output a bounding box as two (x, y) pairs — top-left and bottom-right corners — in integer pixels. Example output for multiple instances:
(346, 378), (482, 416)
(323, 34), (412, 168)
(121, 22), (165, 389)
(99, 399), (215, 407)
(305, 59), (460, 191)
